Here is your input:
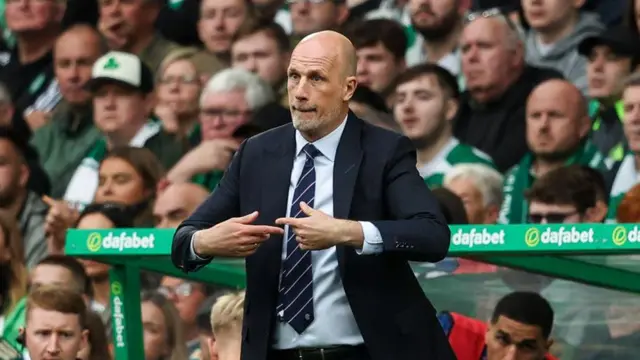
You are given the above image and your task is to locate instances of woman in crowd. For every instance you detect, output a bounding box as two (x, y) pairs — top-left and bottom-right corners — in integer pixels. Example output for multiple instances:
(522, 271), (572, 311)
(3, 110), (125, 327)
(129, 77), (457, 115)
(77, 310), (112, 360)
(93, 147), (165, 227)
(0, 214), (28, 353)
(155, 48), (204, 147)
(47, 146), (166, 254)
(141, 290), (188, 360)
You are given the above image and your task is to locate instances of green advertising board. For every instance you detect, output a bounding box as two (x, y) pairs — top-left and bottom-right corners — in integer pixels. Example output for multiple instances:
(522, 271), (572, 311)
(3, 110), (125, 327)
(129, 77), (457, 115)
(65, 223), (640, 360)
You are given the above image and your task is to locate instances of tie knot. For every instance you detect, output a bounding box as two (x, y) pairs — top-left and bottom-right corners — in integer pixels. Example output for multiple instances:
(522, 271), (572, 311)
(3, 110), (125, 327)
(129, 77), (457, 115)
(302, 144), (321, 159)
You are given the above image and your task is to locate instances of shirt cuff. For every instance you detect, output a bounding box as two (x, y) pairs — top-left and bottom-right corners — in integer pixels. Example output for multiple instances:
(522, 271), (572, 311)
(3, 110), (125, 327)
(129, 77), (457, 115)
(356, 221), (383, 255)
(189, 233), (209, 260)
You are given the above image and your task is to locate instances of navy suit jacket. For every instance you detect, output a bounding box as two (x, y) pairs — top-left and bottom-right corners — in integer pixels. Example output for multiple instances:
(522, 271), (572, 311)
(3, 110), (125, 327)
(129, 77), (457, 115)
(171, 114), (455, 360)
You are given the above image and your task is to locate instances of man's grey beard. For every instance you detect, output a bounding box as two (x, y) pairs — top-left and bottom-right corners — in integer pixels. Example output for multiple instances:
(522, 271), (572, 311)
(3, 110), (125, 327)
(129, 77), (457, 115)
(292, 107), (343, 136)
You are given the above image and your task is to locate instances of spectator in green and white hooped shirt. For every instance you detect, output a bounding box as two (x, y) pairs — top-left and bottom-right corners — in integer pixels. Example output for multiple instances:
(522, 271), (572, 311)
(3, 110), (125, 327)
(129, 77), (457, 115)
(166, 68), (275, 192)
(392, 63), (496, 188)
(606, 73), (640, 222)
(498, 79), (610, 225)
(62, 51), (185, 210)
(578, 26), (640, 164)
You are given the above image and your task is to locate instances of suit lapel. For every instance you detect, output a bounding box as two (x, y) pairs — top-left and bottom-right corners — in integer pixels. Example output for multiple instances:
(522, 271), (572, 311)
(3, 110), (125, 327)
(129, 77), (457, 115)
(334, 113), (363, 272)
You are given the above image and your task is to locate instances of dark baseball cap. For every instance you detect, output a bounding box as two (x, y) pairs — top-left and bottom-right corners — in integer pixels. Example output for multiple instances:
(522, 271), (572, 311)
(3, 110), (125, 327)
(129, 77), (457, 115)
(578, 26), (640, 58)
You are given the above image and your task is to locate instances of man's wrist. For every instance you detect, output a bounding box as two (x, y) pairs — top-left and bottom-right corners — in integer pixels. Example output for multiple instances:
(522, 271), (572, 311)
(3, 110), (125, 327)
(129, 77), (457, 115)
(193, 230), (208, 257)
(338, 220), (365, 248)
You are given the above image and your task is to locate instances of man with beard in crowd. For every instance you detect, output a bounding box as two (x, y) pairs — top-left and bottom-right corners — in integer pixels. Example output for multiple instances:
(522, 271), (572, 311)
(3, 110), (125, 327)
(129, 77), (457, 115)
(405, 0), (468, 74)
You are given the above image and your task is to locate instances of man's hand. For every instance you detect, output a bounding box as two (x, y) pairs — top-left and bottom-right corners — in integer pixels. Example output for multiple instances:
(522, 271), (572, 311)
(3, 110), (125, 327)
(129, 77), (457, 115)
(193, 211), (284, 258)
(276, 202), (364, 250)
(42, 196), (80, 253)
(25, 111), (51, 131)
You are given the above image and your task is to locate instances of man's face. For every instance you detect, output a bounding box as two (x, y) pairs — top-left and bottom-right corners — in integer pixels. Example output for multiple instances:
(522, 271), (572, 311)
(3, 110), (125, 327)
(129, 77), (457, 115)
(30, 265), (76, 292)
(199, 90), (251, 141)
(5, 0), (65, 33)
(154, 189), (199, 229)
(287, 40), (356, 135)
(93, 82), (148, 137)
(460, 18), (520, 103)
(528, 202), (582, 224)
(408, 0), (459, 41)
(26, 307), (88, 360)
(526, 84), (588, 160)
(486, 316), (550, 360)
(232, 30), (289, 87)
(198, 0), (247, 55)
(587, 45), (632, 100)
(393, 74), (451, 144)
(446, 177), (498, 224)
(522, 0), (580, 33)
(356, 43), (405, 93)
(98, 0), (156, 50)
(290, 0), (346, 37)
(54, 31), (103, 105)
(623, 86), (640, 153)
(0, 139), (27, 208)
(159, 277), (207, 326)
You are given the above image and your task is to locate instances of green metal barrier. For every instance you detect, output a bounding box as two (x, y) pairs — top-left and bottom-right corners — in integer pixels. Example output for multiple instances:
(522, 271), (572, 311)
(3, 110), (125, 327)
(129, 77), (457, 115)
(64, 223), (640, 360)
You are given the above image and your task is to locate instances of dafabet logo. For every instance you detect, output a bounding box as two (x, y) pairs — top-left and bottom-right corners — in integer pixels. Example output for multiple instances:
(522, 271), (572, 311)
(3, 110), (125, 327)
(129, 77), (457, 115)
(611, 226), (640, 246)
(451, 228), (505, 248)
(111, 280), (125, 348)
(524, 226), (594, 247)
(86, 231), (155, 252)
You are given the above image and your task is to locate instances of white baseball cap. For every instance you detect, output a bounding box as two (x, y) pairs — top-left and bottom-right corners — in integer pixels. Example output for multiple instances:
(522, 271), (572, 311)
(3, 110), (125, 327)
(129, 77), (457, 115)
(86, 51), (154, 94)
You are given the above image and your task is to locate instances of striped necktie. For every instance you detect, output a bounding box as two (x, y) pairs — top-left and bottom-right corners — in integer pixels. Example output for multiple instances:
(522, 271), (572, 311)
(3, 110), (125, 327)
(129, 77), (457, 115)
(276, 143), (320, 334)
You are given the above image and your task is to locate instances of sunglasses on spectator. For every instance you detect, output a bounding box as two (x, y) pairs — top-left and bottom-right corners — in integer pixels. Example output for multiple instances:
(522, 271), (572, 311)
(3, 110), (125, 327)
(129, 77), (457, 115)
(158, 282), (196, 297)
(464, 7), (518, 32)
(528, 211), (579, 224)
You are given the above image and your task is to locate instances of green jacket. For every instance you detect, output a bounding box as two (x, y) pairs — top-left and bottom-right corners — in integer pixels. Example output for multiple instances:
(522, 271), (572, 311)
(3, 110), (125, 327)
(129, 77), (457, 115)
(30, 102), (100, 199)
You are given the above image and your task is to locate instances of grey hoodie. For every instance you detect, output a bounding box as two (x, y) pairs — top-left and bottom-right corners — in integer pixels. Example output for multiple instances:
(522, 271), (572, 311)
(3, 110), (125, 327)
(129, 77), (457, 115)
(525, 12), (604, 95)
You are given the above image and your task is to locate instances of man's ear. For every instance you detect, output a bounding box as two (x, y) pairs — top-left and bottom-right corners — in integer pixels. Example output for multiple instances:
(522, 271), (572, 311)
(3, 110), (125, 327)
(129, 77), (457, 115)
(54, 2), (67, 24)
(208, 336), (219, 360)
(343, 76), (358, 102)
(585, 203), (607, 223)
(80, 329), (90, 353)
(18, 163), (30, 189)
(446, 98), (459, 122)
(335, 4), (350, 27)
(545, 338), (554, 352)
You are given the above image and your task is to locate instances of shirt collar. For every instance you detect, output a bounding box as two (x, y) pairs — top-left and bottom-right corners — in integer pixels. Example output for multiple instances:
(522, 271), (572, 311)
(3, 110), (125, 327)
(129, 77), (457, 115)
(294, 115), (347, 162)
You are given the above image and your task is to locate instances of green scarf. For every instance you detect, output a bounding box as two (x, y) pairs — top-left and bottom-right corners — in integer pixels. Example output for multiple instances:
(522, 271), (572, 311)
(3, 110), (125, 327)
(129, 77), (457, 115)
(0, 297), (26, 354)
(192, 170), (224, 192)
(498, 141), (608, 224)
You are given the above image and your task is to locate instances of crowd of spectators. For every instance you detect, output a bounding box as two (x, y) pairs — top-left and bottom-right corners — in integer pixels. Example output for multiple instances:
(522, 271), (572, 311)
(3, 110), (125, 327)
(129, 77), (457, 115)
(1, 0), (640, 359)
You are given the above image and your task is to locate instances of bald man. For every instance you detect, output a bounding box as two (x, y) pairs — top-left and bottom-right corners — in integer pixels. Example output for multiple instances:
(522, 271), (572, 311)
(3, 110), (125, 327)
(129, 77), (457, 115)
(154, 183), (209, 228)
(31, 24), (105, 198)
(173, 30), (454, 360)
(498, 79), (610, 224)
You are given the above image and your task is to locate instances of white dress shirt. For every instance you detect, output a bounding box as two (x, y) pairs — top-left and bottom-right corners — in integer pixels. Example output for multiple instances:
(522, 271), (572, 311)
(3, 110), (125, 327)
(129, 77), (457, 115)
(190, 117), (385, 349)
